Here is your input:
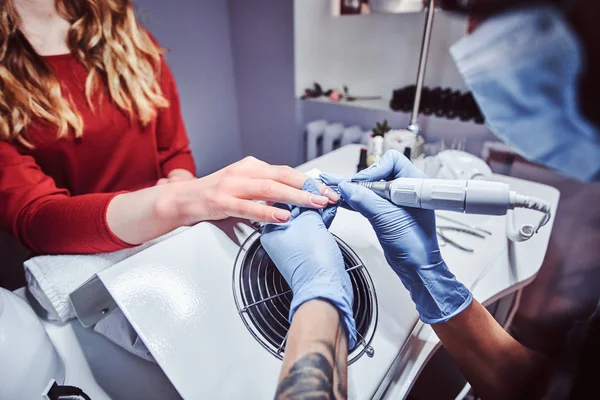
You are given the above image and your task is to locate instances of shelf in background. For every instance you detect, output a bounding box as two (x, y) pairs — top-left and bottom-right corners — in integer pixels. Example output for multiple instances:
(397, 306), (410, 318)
(299, 96), (393, 113)
(299, 95), (497, 158)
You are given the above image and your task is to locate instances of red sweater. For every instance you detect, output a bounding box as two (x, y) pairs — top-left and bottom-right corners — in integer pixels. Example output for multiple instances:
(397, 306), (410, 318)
(0, 54), (196, 254)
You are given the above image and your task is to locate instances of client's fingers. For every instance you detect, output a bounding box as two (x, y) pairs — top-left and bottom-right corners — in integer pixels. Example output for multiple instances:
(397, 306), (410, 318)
(231, 178), (330, 208)
(301, 178), (339, 228)
(223, 198), (291, 223)
(258, 163), (339, 203)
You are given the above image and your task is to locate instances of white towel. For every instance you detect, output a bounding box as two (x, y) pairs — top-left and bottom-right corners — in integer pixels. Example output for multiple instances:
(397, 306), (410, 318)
(24, 228), (188, 323)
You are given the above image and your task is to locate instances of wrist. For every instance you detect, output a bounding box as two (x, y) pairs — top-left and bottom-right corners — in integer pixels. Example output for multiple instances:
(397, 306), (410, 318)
(291, 299), (341, 340)
(396, 259), (473, 324)
(385, 246), (444, 274)
(290, 282), (356, 349)
(152, 181), (199, 227)
(167, 168), (195, 179)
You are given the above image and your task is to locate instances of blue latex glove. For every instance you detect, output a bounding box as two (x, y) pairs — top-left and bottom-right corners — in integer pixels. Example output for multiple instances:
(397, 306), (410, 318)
(261, 178), (357, 348)
(323, 151), (473, 324)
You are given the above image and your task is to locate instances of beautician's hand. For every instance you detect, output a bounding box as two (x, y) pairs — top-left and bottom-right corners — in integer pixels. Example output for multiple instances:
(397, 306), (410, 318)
(327, 150), (472, 324)
(261, 179), (357, 348)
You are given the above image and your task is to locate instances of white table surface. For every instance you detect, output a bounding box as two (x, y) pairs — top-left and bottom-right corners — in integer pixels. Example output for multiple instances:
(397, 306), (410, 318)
(27, 144), (559, 399)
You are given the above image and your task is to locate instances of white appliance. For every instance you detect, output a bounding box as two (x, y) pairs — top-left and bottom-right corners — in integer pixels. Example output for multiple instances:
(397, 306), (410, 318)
(93, 210), (420, 399)
(420, 149), (493, 180)
(0, 288), (65, 399)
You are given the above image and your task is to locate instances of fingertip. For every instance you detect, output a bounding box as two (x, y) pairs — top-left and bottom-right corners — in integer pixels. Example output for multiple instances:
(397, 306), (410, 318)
(273, 208), (291, 222)
(323, 187), (340, 203)
(309, 194), (329, 207)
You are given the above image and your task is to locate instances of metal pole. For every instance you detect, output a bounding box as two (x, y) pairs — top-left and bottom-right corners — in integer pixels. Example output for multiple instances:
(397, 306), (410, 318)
(407, 0), (435, 135)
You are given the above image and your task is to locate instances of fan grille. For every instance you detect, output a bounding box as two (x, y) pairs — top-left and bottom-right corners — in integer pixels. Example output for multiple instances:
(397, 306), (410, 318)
(232, 231), (377, 363)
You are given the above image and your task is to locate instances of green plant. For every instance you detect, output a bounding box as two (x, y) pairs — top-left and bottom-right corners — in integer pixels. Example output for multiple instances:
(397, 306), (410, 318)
(372, 119), (391, 137)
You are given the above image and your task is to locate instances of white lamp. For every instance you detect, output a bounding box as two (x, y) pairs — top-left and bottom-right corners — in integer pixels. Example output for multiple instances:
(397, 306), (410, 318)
(0, 288), (65, 399)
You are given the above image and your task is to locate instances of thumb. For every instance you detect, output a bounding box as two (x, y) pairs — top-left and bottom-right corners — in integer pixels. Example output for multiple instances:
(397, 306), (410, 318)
(338, 181), (397, 219)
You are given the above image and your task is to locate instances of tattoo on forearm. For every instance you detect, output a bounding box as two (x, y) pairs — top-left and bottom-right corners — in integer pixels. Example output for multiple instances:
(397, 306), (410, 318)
(275, 351), (335, 399)
(275, 337), (347, 400)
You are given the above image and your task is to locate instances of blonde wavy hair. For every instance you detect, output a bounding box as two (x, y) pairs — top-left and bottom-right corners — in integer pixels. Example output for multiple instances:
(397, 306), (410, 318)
(0, 0), (168, 147)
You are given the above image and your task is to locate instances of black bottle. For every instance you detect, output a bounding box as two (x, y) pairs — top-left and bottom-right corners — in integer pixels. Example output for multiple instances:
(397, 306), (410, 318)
(458, 92), (472, 121)
(438, 88), (453, 118)
(403, 85), (416, 112)
(429, 87), (443, 117)
(357, 147), (368, 172)
(390, 88), (404, 111)
(446, 90), (461, 120)
(420, 87), (433, 115)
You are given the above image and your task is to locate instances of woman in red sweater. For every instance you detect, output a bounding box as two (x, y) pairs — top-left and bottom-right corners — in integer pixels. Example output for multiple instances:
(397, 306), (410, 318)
(0, 0), (338, 255)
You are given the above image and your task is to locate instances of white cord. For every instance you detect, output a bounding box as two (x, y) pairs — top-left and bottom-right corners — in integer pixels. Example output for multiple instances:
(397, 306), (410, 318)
(506, 193), (552, 242)
(455, 382), (472, 400)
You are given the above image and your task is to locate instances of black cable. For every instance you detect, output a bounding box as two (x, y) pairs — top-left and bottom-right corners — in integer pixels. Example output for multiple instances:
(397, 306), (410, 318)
(47, 381), (92, 400)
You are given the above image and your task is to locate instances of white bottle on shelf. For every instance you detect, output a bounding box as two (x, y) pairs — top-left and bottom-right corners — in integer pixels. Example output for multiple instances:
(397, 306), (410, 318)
(383, 129), (425, 159)
(367, 135), (384, 166)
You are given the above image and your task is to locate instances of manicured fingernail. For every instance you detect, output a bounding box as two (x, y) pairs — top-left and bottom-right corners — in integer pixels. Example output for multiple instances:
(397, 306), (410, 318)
(324, 188), (340, 202)
(273, 209), (291, 222)
(309, 194), (329, 206)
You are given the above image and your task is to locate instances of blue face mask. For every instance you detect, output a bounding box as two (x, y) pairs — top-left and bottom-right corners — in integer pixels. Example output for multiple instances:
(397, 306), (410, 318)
(450, 6), (600, 181)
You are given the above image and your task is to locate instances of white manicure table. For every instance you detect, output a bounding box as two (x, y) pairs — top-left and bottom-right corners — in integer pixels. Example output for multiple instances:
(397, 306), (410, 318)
(21, 144), (559, 399)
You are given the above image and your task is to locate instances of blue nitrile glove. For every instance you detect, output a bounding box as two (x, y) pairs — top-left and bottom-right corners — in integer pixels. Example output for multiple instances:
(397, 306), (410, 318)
(261, 178), (357, 349)
(323, 151), (473, 324)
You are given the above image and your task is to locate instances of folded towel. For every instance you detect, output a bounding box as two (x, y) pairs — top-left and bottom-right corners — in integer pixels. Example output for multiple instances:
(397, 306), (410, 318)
(24, 228), (188, 322)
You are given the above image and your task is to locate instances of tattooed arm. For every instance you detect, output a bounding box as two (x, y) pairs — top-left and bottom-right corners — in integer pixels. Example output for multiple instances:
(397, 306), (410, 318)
(275, 299), (348, 400)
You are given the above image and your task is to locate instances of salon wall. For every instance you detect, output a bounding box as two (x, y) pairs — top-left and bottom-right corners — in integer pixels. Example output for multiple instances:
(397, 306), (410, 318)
(137, 0), (243, 176)
(226, 0), (482, 168)
(228, 0), (301, 165)
(294, 0), (469, 98)
(133, 2), (475, 171)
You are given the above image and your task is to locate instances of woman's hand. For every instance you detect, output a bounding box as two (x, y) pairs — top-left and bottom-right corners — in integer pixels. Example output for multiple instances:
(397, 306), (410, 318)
(107, 156), (339, 245)
(156, 168), (196, 185)
(158, 156), (339, 225)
